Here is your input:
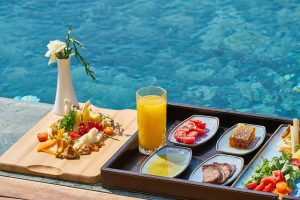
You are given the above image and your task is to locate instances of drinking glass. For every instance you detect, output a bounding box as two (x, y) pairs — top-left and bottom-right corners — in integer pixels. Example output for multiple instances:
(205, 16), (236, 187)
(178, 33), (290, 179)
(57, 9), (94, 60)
(136, 86), (167, 155)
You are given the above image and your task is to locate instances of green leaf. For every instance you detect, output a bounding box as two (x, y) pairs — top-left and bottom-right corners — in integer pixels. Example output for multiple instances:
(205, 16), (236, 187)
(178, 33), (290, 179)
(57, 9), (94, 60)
(64, 27), (96, 80)
(59, 110), (76, 131)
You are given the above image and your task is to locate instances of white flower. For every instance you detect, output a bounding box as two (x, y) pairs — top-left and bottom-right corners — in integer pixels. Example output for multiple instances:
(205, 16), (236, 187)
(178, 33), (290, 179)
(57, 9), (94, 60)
(45, 40), (66, 65)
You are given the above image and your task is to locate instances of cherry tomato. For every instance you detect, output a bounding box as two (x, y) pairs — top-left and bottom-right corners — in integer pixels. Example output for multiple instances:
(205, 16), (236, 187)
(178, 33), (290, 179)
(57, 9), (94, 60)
(182, 136), (195, 144)
(263, 183), (274, 192)
(291, 158), (300, 167)
(88, 120), (96, 128)
(246, 181), (258, 190)
(276, 182), (288, 193)
(37, 132), (48, 142)
(79, 126), (90, 135)
(94, 123), (104, 131)
(286, 186), (292, 194)
(69, 132), (81, 139)
(254, 182), (265, 191)
(104, 127), (114, 135)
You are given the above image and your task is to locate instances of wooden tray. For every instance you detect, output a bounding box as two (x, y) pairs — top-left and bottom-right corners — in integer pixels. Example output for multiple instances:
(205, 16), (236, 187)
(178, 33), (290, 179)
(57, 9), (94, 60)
(101, 103), (292, 200)
(0, 105), (137, 184)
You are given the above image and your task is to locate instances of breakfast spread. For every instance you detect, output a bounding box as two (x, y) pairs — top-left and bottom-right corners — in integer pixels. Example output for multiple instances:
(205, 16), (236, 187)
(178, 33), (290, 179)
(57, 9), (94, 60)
(202, 162), (236, 184)
(174, 119), (206, 144)
(229, 123), (256, 149)
(36, 100), (123, 159)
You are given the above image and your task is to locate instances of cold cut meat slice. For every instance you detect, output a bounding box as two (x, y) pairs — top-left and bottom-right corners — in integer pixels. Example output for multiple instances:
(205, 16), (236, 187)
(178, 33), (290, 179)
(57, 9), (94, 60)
(202, 164), (223, 183)
(202, 162), (236, 184)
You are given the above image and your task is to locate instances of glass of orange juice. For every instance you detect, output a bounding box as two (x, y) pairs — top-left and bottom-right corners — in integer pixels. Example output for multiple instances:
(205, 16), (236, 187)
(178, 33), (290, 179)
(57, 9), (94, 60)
(136, 86), (167, 155)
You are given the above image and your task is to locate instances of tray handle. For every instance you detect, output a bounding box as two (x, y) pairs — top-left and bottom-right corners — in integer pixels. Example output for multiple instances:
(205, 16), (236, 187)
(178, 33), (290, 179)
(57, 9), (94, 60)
(27, 165), (63, 176)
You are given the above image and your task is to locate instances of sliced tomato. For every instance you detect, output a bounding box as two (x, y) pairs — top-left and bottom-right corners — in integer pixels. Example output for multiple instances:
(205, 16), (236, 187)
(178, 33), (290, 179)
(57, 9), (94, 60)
(187, 131), (198, 137)
(37, 132), (48, 142)
(197, 128), (206, 135)
(272, 170), (285, 183)
(104, 127), (114, 135)
(192, 120), (206, 129)
(176, 128), (190, 134)
(263, 183), (274, 192)
(261, 177), (276, 188)
(175, 137), (183, 142)
(174, 131), (185, 138)
(291, 158), (300, 167)
(246, 181), (258, 190)
(182, 136), (195, 144)
(254, 182), (265, 191)
(183, 121), (195, 128)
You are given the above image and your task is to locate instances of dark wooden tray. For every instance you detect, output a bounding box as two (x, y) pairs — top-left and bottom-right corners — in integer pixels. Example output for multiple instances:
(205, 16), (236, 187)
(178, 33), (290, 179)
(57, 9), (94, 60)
(101, 103), (292, 200)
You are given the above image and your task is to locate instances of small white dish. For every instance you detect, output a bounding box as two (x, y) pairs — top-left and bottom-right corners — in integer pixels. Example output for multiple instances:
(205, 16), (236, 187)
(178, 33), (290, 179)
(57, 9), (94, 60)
(168, 115), (219, 147)
(189, 154), (244, 185)
(216, 123), (266, 155)
(140, 146), (192, 178)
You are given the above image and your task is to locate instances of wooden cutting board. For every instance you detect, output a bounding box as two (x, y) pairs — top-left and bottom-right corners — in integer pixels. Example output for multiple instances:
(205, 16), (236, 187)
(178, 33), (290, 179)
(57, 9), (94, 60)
(0, 105), (137, 184)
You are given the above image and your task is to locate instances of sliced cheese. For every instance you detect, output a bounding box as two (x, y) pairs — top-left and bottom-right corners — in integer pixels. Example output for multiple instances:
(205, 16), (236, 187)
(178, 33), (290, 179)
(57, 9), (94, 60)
(294, 149), (300, 159)
(37, 139), (57, 152)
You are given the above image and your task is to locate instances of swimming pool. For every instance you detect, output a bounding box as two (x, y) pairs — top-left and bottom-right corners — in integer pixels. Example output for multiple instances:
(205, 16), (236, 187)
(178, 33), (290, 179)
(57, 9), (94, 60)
(1, 0), (300, 118)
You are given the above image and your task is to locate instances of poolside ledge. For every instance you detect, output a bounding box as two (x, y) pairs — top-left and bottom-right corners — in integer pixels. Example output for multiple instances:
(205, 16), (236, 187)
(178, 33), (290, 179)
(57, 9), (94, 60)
(0, 97), (166, 200)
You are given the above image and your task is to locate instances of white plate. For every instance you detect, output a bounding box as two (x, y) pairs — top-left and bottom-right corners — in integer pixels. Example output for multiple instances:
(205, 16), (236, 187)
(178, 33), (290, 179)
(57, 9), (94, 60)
(140, 146), (192, 178)
(189, 154), (244, 185)
(216, 123), (266, 155)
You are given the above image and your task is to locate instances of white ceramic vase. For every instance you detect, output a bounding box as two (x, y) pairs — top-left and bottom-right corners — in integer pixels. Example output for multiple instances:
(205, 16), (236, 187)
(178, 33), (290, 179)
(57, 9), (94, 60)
(52, 58), (79, 115)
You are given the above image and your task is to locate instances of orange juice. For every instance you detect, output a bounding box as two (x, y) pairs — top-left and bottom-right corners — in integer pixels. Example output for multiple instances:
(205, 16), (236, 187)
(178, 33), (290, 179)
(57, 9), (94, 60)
(137, 95), (166, 154)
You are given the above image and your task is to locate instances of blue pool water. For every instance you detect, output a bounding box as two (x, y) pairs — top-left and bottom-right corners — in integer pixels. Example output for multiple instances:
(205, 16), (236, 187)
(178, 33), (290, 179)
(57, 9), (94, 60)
(1, 0), (300, 118)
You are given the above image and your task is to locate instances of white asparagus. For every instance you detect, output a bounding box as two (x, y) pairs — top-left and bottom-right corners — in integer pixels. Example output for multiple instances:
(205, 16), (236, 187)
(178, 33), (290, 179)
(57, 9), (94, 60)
(73, 128), (99, 150)
(291, 119), (300, 155)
